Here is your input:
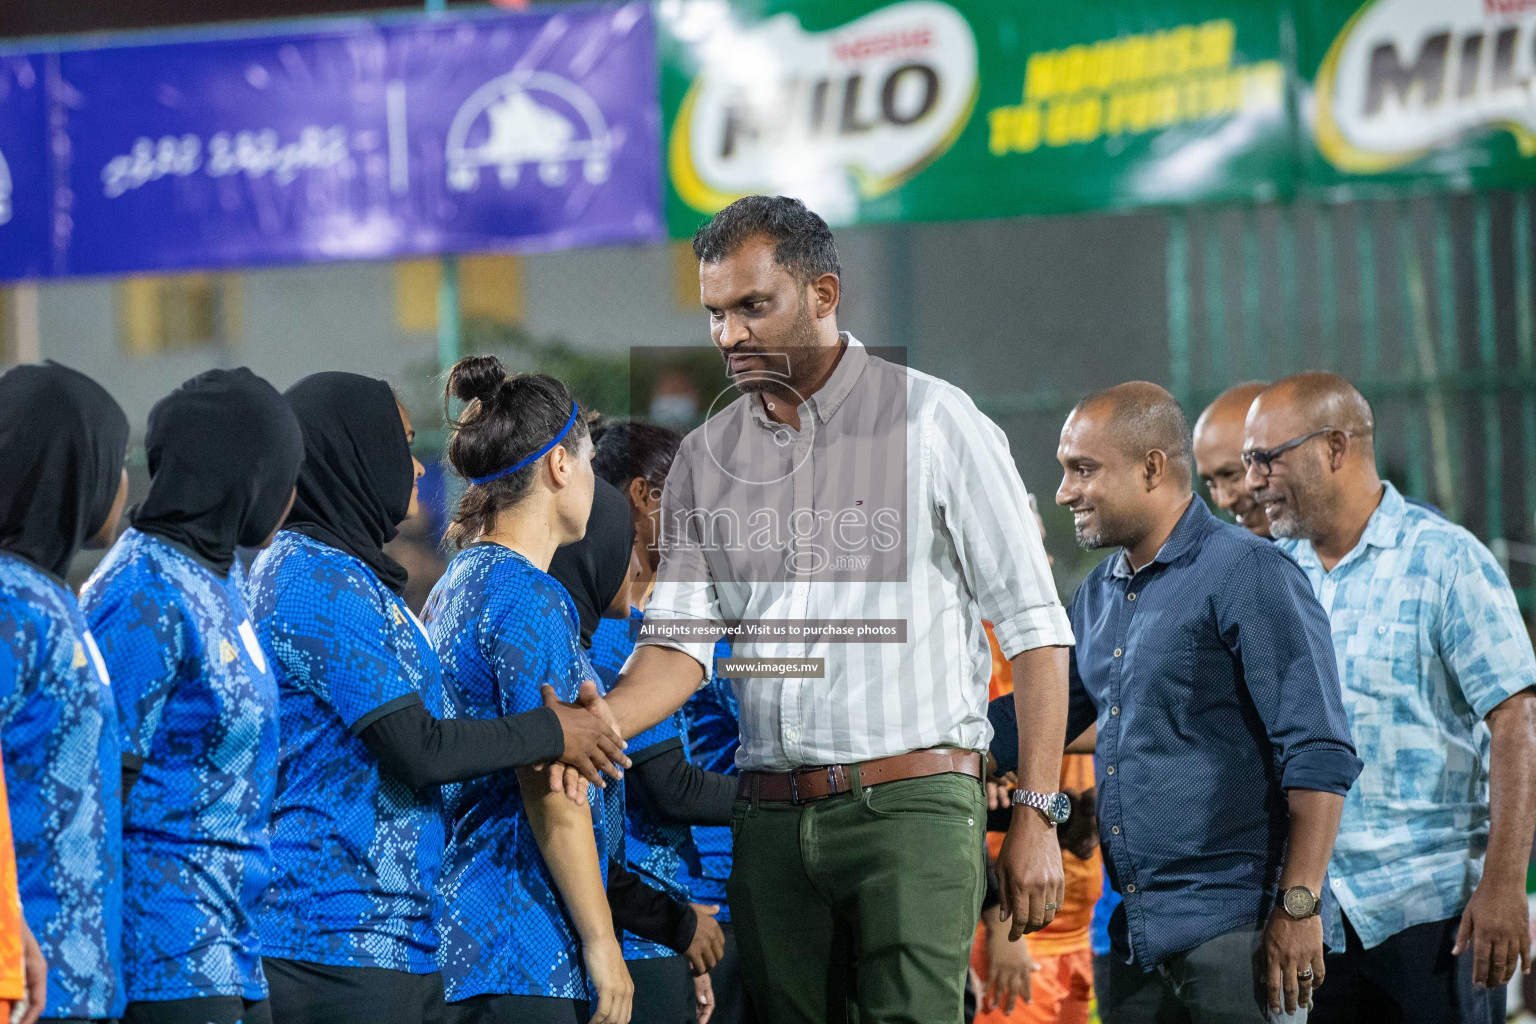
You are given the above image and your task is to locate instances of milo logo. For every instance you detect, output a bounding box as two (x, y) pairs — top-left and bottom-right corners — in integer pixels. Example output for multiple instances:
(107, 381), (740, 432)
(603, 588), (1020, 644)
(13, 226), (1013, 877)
(1315, 0), (1536, 172)
(668, 1), (978, 222)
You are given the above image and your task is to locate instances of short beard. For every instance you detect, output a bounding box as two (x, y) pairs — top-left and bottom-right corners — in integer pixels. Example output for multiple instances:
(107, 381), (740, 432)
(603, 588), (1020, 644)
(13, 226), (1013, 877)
(1073, 511), (1141, 552)
(729, 295), (825, 398)
(1260, 461), (1331, 542)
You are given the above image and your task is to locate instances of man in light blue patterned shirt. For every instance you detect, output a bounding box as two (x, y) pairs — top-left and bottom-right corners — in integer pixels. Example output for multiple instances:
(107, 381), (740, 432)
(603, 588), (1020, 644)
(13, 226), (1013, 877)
(1245, 372), (1536, 1024)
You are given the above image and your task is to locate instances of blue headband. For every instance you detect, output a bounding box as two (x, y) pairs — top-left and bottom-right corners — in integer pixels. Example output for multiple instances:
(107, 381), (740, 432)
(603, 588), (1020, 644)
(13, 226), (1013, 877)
(468, 402), (580, 486)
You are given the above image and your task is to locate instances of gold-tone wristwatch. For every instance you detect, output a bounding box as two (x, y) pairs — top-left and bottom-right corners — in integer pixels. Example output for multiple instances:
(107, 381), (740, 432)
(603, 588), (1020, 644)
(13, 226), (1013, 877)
(1280, 886), (1321, 919)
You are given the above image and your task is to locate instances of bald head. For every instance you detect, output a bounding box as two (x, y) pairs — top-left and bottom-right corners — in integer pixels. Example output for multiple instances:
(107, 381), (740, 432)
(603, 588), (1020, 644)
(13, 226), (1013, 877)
(1194, 382), (1269, 536)
(1244, 372), (1380, 543)
(1071, 382), (1194, 488)
(1254, 372), (1374, 445)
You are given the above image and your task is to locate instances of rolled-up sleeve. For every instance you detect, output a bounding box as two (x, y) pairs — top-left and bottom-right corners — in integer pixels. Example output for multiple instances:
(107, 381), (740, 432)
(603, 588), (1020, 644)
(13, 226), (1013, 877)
(636, 442), (722, 674)
(1218, 546), (1362, 795)
(927, 386), (1074, 659)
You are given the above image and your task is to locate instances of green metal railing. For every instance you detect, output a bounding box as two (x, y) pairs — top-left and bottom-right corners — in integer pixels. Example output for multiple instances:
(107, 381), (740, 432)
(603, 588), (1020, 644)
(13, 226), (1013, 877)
(1163, 192), (1536, 612)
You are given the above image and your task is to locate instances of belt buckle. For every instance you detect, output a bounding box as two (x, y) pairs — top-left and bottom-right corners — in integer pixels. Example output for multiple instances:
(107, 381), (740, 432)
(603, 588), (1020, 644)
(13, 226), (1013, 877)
(789, 765), (843, 805)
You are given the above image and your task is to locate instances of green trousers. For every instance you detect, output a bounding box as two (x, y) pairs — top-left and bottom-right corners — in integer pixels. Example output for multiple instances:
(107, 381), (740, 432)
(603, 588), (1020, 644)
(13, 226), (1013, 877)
(726, 770), (987, 1024)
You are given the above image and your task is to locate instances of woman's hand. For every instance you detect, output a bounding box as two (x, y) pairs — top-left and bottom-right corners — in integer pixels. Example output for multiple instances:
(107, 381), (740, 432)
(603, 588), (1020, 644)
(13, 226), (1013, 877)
(18, 920), (45, 1024)
(693, 972), (715, 1024)
(583, 936), (634, 1024)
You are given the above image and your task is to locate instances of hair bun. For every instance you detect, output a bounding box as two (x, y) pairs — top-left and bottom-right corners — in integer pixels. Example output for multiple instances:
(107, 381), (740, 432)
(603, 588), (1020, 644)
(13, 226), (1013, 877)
(447, 355), (507, 407)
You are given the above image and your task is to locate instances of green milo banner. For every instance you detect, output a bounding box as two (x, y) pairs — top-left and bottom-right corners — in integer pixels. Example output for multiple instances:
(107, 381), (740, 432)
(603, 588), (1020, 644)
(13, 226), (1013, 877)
(658, 0), (1293, 234)
(1296, 0), (1536, 192)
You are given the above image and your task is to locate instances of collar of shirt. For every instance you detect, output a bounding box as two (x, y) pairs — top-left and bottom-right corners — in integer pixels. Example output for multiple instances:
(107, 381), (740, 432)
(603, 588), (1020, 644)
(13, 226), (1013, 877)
(1284, 481), (1405, 580)
(744, 333), (868, 432)
(1107, 495), (1207, 581)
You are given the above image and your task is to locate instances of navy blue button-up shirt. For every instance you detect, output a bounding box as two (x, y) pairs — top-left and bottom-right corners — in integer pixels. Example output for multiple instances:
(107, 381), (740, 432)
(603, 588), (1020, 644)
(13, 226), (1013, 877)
(995, 497), (1361, 968)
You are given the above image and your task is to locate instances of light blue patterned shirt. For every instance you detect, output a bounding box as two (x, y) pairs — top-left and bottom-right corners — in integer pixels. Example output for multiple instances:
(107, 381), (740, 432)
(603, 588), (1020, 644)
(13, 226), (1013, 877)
(1278, 482), (1536, 950)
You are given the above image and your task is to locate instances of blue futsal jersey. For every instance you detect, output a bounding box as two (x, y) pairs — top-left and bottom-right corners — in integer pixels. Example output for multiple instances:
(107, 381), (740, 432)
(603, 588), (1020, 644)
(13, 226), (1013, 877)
(249, 531), (445, 973)
(82, 529), (279, 1003)
(590, 611), (695, 960)
(0, 554), (123, 1019)
(677, 638), (739, 920)
(425, 543), (619, 1004)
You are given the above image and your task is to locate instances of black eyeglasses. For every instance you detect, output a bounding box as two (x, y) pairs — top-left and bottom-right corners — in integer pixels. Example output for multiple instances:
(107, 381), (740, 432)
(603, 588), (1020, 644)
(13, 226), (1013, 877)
(1240, 428), (1346, 475)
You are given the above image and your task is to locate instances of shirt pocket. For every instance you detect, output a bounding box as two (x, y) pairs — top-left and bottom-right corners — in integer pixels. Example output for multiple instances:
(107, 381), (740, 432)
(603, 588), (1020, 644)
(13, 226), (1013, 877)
(1342, 620), (1420, 701)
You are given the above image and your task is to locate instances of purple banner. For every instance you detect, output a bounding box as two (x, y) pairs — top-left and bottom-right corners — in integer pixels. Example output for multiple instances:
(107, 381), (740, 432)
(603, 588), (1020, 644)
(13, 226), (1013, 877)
(31, 3), (660, 278)
(0, 57), (51, 280)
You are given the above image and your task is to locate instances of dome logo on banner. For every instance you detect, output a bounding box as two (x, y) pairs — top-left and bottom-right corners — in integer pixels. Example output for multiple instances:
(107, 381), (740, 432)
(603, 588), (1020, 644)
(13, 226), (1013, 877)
(446, 69), (615, 192)
(668, 0), (977, 223)
(1314, 0), (1536, 173)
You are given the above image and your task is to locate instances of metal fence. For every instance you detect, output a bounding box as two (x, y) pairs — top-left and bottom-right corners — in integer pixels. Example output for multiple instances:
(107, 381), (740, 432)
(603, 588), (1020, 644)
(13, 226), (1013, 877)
(1164, 191), (1536, 608)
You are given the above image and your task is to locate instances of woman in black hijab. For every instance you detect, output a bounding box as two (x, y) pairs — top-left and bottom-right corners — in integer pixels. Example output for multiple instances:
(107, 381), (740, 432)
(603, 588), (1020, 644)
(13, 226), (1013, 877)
(0, 361), (129, 1023)
(548, 477), (638, 648)
(80, 368), (304, 1024)
(0, 359), (131, 580)
(248, 372), (631, 1024)
(548, 477), (737, 1024)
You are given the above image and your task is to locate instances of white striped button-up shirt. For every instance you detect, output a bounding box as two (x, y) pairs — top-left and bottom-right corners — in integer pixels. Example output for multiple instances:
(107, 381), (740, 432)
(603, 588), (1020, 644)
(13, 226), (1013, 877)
(639, 335), (1074, 771)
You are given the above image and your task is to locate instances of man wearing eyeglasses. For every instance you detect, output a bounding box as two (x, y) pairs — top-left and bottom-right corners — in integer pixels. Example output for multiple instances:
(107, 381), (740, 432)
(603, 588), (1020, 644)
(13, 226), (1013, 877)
(1244, 372), (1536, 1024)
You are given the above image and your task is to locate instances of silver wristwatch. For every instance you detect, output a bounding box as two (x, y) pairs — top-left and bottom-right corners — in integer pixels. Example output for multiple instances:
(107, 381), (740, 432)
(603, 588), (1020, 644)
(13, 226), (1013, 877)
(1011, 789), (1071, 826)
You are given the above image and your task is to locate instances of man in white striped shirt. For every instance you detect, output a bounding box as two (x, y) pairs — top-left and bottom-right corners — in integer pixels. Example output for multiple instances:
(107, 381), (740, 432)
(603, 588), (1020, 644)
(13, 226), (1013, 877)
(600, 196), (1075, 1024)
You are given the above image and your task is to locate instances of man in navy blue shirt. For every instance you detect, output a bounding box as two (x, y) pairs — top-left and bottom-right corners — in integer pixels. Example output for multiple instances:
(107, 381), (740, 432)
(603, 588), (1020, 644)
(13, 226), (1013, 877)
(1044, 382), (1359, 1022)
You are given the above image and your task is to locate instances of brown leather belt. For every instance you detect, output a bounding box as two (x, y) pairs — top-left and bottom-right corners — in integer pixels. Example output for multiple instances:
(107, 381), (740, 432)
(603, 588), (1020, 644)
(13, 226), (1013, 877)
(739, 748), (982, 805)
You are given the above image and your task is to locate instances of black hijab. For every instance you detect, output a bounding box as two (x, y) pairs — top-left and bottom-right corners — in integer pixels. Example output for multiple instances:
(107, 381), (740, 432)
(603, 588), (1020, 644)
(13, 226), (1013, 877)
(0, 361), (129, 580)
(130, 367), (304, 576)
(282, 372), (414, 594)
(548, 477), (636, 649)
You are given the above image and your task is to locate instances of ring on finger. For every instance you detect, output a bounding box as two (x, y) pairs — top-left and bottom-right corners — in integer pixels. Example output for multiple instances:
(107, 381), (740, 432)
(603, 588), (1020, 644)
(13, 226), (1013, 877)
(1044, 903), (1059, 912)
(1297, 966), (1314, 980)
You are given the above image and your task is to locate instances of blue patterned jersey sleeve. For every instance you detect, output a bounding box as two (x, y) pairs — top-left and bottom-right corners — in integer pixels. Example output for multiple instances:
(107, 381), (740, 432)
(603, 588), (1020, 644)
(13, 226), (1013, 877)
(1438, 541), (1536, 719)
(87, 577), (192, 761)
(265, 557), (422, 732)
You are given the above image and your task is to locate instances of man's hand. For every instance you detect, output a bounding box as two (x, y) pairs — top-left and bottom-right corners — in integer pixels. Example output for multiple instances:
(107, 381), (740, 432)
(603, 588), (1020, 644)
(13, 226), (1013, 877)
(1058, 787), (1098, 861)
(1453, 876), (1532, 989)
(1263, 908), (1324, 1016)
(692, 972), (715, 1024)
(983, 909), (1037, 1014)
(540, 683), (630, 790)
(685, 904), (725, 975)
(996, 809), (1065, 940)
(18, 919), (45, 1024)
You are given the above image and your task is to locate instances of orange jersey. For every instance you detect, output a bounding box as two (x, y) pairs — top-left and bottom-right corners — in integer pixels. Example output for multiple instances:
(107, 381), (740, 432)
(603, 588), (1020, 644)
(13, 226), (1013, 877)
(984, 623), (1102, 958)
(0, 744), (24, 1002)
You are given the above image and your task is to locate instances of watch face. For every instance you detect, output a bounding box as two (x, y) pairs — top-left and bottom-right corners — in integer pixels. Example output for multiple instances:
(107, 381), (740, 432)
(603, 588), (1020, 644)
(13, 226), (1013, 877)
(1282, 887), (1315, 918)
(1048, 792), (1072, 824)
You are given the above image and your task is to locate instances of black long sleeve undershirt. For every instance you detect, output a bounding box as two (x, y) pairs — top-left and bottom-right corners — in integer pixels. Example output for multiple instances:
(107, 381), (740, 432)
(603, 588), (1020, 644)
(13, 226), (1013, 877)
(627, 738), (735, 827)
(358, 696), (565, 791)
(122, 698), (565, 800)
(607, 858), (697, 953)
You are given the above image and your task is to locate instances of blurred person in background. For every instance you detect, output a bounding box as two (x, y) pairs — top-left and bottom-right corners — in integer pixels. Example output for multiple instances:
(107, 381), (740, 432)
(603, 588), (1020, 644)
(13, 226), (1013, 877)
(972, 496), (1101, 1024)
(1246, 373), (1536, 1024)
(580, 424), (737, 1024)
(1193, 383), (1270, 539)
(250, 372), (630, 1024)
(82, 368), (304, 1024)
(1044, 381), (1359, 1022)
(423, 358), (631, 1024)
(0, 362), (130, 1024)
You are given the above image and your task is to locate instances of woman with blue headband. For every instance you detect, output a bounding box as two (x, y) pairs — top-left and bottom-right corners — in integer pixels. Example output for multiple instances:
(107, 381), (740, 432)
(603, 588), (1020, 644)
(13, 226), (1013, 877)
(424, 357), (632, 1024)
(247, 372), (629, 1024)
